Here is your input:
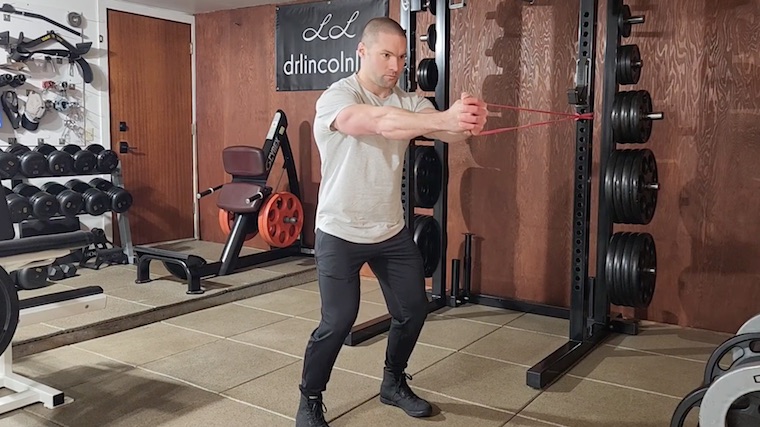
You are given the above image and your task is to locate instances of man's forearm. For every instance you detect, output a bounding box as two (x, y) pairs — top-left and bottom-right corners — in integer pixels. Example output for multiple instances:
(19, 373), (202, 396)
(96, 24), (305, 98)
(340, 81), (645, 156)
(424, 130), (470, 143)
(374, 106), (452, 140)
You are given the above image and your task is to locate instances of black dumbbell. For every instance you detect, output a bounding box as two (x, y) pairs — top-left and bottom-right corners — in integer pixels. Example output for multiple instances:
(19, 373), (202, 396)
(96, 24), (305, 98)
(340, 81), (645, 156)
(89, 178), (133, 213)
(0, 149), (19, 179)
(7, 143), (46, 177)
(34, 144), (75, 175)
(64, 179), (109, 215)
(40, 182), (84, 217)
(48, 265), (66, 281)
(13, 266), (49, 290)
(85, 144), (120, 173)
(62, 144), (97, 174)
(13, 183), (60, 220)
(2, 186), (32, 222)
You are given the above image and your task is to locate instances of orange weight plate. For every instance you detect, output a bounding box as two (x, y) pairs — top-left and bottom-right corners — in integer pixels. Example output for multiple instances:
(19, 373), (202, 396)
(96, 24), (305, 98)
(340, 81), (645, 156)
(217, 209), (257, 241)
(257, 192), (303, 248)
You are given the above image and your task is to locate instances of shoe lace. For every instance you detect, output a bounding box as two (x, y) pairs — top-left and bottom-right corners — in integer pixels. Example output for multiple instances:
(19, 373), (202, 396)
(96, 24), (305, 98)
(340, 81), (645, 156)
(397, 372), (419, 399)
(308, 398), (328, 423)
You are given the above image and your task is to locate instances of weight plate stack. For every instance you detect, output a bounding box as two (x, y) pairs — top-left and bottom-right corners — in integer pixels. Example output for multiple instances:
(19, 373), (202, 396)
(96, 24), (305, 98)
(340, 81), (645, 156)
(610, 90), (662, 144)
(417, 58), (438, 92)
(605, 231), (657, 308)
(413, 214), (441, 277)
(413, 146), (442, 208)
(604, 149), (659, 224)
(616, 44), (642, 85)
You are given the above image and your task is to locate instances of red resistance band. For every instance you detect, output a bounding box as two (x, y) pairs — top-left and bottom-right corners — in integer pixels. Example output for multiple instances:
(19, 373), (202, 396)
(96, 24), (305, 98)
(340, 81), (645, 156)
(477, 103), (594, 136)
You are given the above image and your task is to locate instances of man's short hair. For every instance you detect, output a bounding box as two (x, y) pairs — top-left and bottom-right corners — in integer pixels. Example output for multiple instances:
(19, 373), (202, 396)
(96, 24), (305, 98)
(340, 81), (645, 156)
(361, 17), (406, 45)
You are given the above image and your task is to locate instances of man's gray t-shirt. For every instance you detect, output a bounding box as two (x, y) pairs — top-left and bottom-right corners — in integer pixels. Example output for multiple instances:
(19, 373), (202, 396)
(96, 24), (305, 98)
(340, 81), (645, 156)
(313, 74), (435, 244)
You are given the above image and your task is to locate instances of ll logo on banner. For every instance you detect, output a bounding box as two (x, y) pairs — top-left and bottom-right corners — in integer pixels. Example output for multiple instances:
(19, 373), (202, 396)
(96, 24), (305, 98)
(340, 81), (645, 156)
(275, 0), (389, 91)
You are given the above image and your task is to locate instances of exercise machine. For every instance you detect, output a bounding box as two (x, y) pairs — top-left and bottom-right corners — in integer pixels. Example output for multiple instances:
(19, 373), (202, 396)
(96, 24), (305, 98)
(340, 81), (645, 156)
(670, 314), (760, 426)
(0, 187), (106, 415)
(133, 110), (306, 294)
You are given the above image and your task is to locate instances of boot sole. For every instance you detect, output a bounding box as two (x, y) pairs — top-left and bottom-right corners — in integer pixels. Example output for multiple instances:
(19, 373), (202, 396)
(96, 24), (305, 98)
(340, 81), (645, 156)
(379, 396), (432, 417)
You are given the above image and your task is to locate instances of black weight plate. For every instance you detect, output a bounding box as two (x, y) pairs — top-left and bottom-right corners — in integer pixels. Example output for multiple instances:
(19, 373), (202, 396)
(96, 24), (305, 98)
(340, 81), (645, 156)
(413, 146), (442, 208)
(640, 90), (654, 143)
(618, 232), (637, 307)
(623, 91), (637, 143)
(417, 58), (438, 92)
(617, 45), (632, 85)
(641, 150), (659, 222)
(612, 151), (629, 223)
(604, 151), (619, 216)
(629, 44), (642, 84)
(0, 152), (19, 180)
(628, 151), (644, 223)
(611, 93), (625, 142)
(620, 151), (637, 223)
(619, 4), (632, 38)
(630, 90), (644, 143)
(669, 386), (707, 427)
(413, 214), (441, 277)
(703, 332), (760, 385)
(605, 233), (622, 298)
(425, 24), (436, 51)
(638, 233), (657, 307)
(611, 232), (628, 306)
(634, 149), (658, 224)
(0, 267), (19, 357)
(613, 91), (630, 143)
(625, 233), (643, 307)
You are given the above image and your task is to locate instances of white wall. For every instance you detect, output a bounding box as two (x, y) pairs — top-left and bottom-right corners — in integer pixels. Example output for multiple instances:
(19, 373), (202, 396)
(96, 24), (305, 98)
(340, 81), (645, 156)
(1, 0), (195, 243)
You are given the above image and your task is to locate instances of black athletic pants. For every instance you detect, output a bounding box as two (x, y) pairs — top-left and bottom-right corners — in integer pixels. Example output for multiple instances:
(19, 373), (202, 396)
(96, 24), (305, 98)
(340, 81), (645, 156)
(299, 227), (429, 397)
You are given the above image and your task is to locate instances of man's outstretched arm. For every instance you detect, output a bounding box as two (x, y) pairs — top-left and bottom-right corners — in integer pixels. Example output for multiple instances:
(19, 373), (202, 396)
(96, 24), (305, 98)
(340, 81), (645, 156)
(331, 95), (487, 141)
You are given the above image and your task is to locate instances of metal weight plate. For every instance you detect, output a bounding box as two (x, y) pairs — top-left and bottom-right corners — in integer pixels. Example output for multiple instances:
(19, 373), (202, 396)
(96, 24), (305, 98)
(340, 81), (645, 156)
(413, 214), (441, 277)
(603, 150), (619, 219)
(417, 58), (438, 92)
(423, 24), (436, 51)
(620, 152), (637, 223)
(607, 232), (657, 308)
(632, 149), (659, 224)
(413, 146), (442, 208)
(612, 150), (629, 222)
(617, 45), (641, 85)
(611, 94), (625, 142)
(609, 232), (627, 306)
(670, 386), (708, 427)
(0, 267), (20, 356)
(703, 333), (760, 385)
(632, 233), (657, 307)
(614, 233), (634, 307)
(638, 90), (654, 143)
(619, 4), (633, 37)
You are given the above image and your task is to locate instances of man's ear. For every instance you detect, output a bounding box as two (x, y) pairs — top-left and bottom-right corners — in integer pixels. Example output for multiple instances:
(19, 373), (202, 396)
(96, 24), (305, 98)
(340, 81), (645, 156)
(357, 41), (366, 58)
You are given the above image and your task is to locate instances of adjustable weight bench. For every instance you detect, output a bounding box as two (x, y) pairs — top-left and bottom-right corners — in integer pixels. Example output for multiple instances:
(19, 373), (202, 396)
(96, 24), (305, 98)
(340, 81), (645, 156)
(0, 187), (107, 415)
(134, 110), (306, 294)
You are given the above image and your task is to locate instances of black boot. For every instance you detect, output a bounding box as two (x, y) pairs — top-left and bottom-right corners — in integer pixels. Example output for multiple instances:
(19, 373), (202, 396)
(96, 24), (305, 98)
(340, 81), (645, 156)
(379, 371), (432, 417)
(295, 393), (329, 427)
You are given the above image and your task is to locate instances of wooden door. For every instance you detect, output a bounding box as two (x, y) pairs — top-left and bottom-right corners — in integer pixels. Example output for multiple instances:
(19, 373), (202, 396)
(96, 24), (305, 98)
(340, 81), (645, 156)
(107, 10), (194, 245)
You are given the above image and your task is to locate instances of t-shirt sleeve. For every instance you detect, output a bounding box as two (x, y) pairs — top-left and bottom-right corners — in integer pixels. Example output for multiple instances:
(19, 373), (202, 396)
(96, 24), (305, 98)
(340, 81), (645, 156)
(414, 96), (437, 113)
(314, 86), (361, 134)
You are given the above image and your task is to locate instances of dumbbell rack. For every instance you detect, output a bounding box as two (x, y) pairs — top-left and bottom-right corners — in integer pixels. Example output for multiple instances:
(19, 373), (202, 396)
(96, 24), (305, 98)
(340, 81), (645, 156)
(1, 144), (135, 267)
(342, 0), (451, 346)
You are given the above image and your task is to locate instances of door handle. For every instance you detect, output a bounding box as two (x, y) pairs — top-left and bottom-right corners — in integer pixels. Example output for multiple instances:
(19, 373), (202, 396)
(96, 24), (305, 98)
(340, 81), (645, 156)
(119, 141), (136, 153)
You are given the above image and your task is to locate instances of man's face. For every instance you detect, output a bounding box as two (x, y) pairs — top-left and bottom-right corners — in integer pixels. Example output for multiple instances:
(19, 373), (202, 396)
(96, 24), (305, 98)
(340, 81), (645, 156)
(359, 31), (407, 89)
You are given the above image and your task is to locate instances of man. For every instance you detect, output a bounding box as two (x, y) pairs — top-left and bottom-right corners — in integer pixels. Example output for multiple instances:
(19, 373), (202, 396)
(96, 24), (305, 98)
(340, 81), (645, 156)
(296, 17), (488, 427)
